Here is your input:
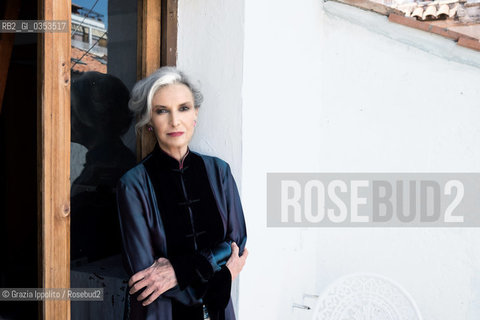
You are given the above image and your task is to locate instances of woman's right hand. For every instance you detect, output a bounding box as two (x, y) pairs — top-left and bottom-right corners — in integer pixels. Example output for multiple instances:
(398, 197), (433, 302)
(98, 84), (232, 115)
(226, 242), (248, 281)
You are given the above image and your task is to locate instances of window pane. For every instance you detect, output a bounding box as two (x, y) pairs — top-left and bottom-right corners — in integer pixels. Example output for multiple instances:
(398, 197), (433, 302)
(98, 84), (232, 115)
(70, 0), (137, 317)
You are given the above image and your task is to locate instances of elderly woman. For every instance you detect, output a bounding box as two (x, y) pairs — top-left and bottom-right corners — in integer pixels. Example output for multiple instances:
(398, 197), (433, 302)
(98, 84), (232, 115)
(116, 67), (248, 320)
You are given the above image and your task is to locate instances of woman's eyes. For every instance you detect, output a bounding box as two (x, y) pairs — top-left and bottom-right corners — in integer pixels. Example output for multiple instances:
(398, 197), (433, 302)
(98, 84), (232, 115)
(155, 106), (190, 114)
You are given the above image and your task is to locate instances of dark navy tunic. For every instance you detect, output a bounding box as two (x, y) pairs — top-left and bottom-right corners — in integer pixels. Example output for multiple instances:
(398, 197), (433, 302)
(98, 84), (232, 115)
(116, 143), (247, 320)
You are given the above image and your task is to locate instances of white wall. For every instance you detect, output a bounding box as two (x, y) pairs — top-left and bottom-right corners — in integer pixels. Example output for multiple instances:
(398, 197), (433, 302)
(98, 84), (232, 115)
(241, 1), (326, 319)
(177, 0), (244, 175)
(178, 0), (480, 319)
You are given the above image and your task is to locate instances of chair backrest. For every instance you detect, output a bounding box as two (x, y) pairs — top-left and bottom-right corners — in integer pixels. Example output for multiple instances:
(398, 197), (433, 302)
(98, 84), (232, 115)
(312, 273), (423, 320)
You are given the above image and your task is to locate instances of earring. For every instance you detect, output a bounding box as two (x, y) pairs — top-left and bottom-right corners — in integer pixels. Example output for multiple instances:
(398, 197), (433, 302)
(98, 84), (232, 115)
(148, 126), (153, 132)
(194, 120), (197, 127)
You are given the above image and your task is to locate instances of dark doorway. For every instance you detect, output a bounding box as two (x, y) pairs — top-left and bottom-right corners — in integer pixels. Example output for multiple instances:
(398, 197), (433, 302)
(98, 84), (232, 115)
(0, 0), (39, 319)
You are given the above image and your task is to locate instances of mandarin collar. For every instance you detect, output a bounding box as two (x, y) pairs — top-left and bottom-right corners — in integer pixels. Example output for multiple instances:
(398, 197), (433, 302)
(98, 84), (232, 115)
(153, 143), (192, 170)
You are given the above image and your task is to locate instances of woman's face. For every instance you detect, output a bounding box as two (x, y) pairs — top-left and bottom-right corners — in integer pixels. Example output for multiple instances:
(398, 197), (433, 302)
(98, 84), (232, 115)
(150, 83), (198, 153)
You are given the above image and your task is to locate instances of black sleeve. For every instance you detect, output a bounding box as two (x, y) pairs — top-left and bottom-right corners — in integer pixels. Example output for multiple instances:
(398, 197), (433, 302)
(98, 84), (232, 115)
(203, 265), (232, 311)
(169, 252), (215, 290)
(169, 241), (232, 291)
(169, 253), (232, 311)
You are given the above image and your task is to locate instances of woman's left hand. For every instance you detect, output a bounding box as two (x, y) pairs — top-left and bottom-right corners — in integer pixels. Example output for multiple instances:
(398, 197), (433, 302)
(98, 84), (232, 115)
(128, 257), (178, 306)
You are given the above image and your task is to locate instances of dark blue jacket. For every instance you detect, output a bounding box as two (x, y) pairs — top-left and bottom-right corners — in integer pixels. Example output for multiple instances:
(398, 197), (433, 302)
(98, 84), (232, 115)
(116, 148), (247, 320)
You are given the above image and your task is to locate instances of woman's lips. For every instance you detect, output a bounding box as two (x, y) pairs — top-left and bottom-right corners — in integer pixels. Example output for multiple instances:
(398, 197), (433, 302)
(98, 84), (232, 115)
(167, 132), (184, 137)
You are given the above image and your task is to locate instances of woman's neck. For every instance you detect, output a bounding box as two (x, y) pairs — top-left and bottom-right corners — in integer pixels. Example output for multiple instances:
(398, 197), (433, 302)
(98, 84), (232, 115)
(157, 143), (188, 162)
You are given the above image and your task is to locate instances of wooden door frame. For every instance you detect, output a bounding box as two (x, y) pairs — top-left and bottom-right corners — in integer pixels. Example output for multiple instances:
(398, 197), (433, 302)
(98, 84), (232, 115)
(137, 0), (177, 160)
(37, 0), (71, 318)
(37, 0), (177, 318)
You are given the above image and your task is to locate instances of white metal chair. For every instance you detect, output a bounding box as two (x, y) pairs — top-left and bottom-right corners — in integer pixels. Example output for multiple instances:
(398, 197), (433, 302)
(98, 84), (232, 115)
(312, 273), (423, 320)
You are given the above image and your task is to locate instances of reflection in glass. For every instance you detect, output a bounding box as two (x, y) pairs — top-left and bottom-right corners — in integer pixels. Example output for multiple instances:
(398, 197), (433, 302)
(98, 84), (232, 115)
(70, 71), (135, 263)
(69, 1), (137, 317)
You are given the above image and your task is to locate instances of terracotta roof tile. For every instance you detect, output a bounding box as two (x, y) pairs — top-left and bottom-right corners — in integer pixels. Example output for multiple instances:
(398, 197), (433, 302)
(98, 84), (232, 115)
(395, 0), (473, 22)
(71, 47), (107, 73)
(332, 0), (480, 51)
(458, 36), (480, 49)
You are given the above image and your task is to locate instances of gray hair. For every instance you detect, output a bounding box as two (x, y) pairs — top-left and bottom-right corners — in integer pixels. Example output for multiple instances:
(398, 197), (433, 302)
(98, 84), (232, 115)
(128, 66), (204, 133)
